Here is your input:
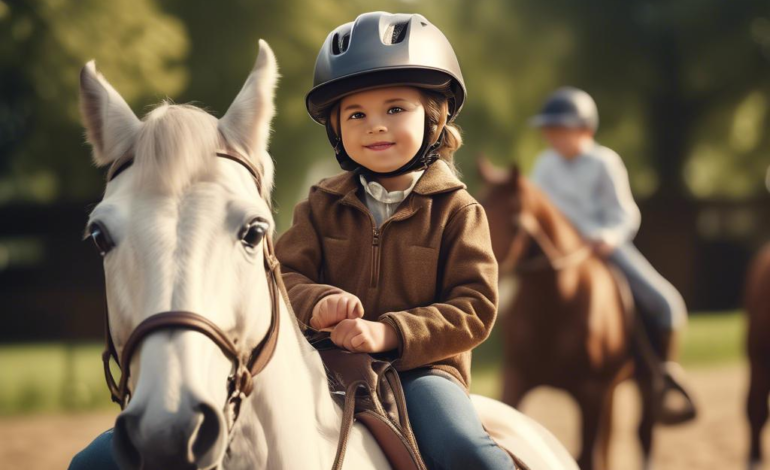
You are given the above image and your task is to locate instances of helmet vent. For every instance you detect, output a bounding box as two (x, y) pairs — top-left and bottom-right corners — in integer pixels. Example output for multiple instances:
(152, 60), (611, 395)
(384, 22), (409, 45)
(332, 33), (351, 55)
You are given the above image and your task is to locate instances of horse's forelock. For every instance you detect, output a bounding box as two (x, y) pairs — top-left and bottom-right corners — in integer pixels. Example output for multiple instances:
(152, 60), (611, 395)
(133, 103), (221, 196)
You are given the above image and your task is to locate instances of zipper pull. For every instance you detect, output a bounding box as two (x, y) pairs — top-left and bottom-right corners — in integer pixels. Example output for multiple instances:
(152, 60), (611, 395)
(372, 228), (380, 246)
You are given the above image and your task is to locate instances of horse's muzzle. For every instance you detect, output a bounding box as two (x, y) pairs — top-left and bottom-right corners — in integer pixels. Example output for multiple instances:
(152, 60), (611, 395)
(112, 393), (227, 470)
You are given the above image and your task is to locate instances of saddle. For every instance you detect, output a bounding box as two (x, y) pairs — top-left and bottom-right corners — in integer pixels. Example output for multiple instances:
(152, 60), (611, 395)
(305, 329), (427, 470)
(305, 330), (530, 470)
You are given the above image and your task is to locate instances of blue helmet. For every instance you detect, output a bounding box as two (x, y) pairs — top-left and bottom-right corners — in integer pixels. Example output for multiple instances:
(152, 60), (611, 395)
(530, 87), (599, 132)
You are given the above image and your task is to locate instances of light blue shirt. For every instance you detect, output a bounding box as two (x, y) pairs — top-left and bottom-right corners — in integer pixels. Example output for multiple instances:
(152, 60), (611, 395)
(530, 143), (641, 246)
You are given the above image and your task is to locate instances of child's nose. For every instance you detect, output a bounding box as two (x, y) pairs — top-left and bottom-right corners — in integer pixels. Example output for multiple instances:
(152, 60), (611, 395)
(367, 123), (387, 134)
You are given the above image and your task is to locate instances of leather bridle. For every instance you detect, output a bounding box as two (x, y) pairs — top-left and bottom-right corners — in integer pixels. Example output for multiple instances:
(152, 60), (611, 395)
(499, 210), (592, 274)
(100, 142), (281, 433)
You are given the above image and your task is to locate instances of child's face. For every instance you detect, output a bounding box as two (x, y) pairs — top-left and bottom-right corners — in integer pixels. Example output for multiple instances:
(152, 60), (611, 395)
(338, 86), (425, 173)
(541, 126), (594, 158)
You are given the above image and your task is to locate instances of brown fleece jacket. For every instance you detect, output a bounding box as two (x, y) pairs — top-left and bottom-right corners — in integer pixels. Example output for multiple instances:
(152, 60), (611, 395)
(274, 160), (499, 390)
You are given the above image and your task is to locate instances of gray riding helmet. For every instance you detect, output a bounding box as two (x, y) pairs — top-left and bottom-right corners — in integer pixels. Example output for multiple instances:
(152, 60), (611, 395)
(529, 87), (599, 132)
(305, 11), (467, 125)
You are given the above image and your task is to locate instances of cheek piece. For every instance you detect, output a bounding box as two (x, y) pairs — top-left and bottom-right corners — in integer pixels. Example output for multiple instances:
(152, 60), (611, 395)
(326, 112), (445, 178)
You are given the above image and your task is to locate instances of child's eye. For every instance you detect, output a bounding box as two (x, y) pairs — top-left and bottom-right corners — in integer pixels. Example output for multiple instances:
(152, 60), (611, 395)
(388, 107), (404, 114)
(348, 112), (365, 120)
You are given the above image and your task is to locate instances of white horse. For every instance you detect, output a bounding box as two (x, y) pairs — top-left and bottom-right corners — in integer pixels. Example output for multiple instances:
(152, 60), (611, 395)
(79, 40), (578, 470)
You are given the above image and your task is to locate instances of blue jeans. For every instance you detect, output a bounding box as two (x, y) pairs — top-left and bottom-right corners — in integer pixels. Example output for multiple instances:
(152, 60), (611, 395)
(400, 369), (515, 470)
(610, 243), (688, 331)
(68, 429), (119, 470)
(69, 371), (514, 470)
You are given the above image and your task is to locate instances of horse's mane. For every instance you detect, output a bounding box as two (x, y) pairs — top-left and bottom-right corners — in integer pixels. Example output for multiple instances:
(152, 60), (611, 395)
(133, 102), (221, 196)
(518, 176), (585, 250)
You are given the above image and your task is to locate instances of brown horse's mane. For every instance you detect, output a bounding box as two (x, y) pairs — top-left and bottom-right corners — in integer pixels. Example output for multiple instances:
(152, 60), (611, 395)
(516, 176), (588, 255)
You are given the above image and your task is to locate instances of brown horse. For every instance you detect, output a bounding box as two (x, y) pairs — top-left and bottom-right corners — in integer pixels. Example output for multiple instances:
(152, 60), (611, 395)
(476, 159), (658, 470)
(746, 243), (770, 470)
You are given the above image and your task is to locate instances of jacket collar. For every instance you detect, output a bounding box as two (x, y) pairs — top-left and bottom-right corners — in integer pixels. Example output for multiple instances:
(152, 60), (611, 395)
(315, 160), (466, 197)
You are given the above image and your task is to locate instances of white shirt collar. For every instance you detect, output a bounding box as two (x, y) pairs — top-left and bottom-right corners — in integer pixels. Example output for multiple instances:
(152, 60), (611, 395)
(359, 170), (425, 204)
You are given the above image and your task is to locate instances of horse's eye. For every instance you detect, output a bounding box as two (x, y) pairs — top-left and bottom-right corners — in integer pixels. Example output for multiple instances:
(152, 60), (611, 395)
(88, 222), (115, 257)
(241, 218), (269, 248)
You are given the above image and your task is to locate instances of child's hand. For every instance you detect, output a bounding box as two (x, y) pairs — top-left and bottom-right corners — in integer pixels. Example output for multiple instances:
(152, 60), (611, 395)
(330, 319), (399, 353)
(310, 292), (364, 331)
(590, 239), (615, 258)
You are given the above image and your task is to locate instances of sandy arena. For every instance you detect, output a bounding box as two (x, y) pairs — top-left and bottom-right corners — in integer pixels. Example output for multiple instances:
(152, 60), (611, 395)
(0, 363), (766, 469)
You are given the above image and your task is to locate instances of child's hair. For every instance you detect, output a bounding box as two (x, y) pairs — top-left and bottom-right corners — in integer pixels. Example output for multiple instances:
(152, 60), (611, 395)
(420, 83), (463, 176)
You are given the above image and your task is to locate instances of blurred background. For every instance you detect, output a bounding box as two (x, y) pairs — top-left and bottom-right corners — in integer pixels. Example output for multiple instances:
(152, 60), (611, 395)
(1, 0), (768, 468)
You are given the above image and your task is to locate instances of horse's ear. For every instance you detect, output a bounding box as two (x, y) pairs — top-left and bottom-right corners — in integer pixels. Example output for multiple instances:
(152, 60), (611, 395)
(476, 153), (510, 185)
(79, 61), (142, 167)
(219, 40), (280, 198)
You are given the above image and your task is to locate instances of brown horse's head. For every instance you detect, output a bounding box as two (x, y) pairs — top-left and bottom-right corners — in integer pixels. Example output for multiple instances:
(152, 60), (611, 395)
(476, 154), (582, 275)
(476, 155), (532, 274)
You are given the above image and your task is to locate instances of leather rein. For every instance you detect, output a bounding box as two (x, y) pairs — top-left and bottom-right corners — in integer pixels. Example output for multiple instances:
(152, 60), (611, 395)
(100, 144), (281, 434)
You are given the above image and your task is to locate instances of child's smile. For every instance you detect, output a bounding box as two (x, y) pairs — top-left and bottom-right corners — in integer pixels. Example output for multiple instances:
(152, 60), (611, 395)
(364, 141), (396, 151)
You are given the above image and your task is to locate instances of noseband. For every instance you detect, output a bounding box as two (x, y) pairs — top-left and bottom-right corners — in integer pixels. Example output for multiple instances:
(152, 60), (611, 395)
(100, 143), (281, 431)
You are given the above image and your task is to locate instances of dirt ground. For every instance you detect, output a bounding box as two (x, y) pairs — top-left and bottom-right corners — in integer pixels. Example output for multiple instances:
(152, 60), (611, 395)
(1, 363), (767, 470)
(520, 362), (769, 470)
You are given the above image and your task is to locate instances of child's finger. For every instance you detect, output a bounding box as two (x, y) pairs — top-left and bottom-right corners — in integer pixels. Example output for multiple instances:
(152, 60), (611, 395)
(351, 298), (364, 318)
(344, 297), (359, 319)
(317, 297), (338, 329)
(350, 333), (367, 351)
(330, 319), (351, 346)
(336, 297), (350, 323)
(333, 320), (359, 351)
(310, 300), (327, 329)
(323, 297), (340, 326)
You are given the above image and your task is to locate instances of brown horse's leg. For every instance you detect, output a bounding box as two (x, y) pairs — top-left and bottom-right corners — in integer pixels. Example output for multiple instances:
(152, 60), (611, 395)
(501, 365), (532, 409)
(747, 361), (770, 467)
(575, 381), (613, 470)
(597, 382), (616, 470)
(635, 364), (655, 467)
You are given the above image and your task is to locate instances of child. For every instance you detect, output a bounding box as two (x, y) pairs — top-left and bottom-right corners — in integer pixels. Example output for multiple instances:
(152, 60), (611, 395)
(275, 11), (514, 470)
(529, 86), (697, 424)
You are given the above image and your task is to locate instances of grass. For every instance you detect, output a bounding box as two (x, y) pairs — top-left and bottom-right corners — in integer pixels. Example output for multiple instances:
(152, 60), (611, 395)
(0, 343), (115, 416)
(0, 311), (746, 415)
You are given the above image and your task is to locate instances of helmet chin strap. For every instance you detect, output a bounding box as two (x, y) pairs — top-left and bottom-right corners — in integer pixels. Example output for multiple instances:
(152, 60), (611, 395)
(326, 105), (447, 177)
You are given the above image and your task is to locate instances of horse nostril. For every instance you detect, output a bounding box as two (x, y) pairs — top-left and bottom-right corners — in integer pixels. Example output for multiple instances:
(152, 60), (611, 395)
(189, 401), (226, 465)
(113, 412), (142, 469)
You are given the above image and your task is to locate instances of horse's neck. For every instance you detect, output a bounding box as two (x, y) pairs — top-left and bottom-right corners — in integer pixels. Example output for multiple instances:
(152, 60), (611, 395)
(532, 194), (585, 256)
(228, 296), (342, 469)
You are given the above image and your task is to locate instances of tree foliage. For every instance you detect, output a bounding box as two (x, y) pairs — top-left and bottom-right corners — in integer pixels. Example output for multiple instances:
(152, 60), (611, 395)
(2, 0), (768, 230)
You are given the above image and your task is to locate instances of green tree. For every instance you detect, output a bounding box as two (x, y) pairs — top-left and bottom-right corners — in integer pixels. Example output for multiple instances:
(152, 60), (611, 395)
(0, 0), (188, 202)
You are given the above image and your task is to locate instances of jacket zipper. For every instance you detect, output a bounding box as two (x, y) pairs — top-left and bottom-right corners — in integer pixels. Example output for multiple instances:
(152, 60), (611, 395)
(339, 196), (409, 289)
(371, 227), (380, 287)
